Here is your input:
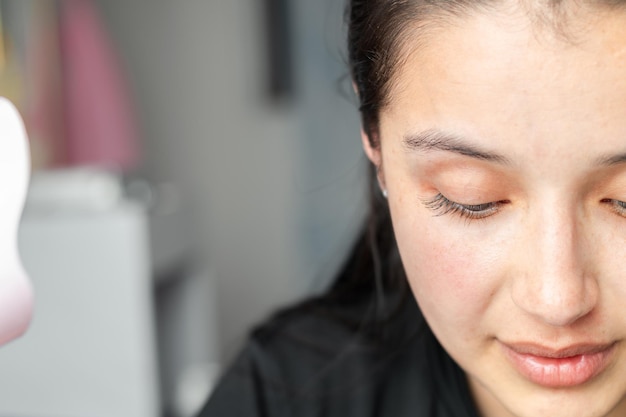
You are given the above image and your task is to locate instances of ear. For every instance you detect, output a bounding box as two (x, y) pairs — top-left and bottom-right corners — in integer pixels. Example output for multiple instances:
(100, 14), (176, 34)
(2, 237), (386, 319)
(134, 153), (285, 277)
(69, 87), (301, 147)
(354, 82), (387, 193)
(360, 127), (386, 192)
(360, 127), (379, 164)
(0, 97), (33, 347)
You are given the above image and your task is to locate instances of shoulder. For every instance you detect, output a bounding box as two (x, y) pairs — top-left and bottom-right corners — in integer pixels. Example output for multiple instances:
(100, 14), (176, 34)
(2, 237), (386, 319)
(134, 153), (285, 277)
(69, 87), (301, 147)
(200, 295), (443, 417)
(239, 296), (381, 390)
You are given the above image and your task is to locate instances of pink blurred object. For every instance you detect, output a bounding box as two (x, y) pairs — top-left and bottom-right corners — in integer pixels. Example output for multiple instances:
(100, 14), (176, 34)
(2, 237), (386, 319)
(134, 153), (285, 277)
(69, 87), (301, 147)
(0, 97), (34, 347)
(59, 0), (140, 171)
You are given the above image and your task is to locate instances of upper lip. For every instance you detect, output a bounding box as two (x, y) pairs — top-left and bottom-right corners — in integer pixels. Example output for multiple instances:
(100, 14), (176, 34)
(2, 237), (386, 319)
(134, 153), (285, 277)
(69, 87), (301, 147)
(501, 341), (616, 358)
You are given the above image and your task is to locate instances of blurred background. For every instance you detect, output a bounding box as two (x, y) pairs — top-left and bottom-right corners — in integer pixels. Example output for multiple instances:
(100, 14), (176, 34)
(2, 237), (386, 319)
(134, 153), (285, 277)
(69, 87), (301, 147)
(0, 1), (367, 417)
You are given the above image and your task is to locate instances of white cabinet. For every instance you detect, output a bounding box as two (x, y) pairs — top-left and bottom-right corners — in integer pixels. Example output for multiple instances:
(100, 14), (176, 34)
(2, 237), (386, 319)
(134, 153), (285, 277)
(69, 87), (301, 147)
(0, 202), (160, 417)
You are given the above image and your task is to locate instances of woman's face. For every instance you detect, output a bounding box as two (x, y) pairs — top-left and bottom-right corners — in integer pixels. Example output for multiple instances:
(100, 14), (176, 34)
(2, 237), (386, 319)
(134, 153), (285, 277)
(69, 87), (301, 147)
(367, 5), (626, 417)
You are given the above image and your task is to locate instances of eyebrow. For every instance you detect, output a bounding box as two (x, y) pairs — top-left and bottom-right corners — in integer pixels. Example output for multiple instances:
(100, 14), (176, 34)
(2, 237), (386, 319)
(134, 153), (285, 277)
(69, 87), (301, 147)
(402, 128), (511, 165)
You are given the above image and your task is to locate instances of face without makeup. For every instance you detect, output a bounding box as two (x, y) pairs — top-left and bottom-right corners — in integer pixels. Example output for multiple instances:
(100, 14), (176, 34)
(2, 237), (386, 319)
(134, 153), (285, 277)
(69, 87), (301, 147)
(364, 5), (626, 417)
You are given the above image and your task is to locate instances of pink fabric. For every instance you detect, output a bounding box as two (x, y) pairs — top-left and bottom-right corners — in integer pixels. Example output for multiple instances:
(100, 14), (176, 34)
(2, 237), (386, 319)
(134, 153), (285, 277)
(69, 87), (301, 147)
(59, 0), (140, 171)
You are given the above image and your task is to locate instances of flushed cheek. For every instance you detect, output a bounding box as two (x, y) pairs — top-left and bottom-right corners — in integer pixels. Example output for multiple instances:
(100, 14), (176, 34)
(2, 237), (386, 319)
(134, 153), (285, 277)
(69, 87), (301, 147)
(391, 211), (508, 335)
(596, 229), (626, 322)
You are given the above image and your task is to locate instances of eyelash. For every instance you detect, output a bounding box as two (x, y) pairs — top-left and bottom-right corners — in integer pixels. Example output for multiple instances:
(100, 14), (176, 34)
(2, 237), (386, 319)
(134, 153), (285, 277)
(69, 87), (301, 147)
(424, 196), (626, 220)
(423, 193), (503, 220)
(601, 198), (626, 217)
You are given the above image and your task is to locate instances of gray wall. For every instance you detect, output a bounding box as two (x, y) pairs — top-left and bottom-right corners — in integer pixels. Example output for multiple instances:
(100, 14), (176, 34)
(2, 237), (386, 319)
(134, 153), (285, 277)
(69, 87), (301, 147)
(96, 0), (366, 365)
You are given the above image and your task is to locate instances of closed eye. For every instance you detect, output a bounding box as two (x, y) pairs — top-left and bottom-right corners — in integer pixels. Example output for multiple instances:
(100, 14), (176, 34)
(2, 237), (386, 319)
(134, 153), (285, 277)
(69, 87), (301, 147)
(423, 193), (505, 220)
(601, 198), (626, 217)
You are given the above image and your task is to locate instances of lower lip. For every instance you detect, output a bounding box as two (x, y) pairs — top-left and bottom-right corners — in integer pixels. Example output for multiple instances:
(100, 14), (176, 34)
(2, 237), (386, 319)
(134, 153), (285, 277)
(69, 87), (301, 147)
(501, 343), (615, 388)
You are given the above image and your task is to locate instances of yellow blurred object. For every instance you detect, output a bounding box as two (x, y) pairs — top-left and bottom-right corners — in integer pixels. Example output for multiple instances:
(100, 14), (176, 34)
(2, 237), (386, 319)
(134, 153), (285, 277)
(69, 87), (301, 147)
(0, 5), (6, 70)
(0, 4), (24, 110)
(0, 57), (24, 110)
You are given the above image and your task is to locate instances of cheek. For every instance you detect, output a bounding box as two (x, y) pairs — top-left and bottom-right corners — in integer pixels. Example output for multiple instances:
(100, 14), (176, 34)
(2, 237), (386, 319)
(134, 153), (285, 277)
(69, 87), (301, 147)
(594, 224), (626, 321)
(389, 204), (506, 338)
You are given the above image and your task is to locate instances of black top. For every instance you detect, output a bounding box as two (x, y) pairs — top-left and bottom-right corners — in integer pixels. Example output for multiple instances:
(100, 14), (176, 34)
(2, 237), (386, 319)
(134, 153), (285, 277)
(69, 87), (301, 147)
(198, 294), (481, 417)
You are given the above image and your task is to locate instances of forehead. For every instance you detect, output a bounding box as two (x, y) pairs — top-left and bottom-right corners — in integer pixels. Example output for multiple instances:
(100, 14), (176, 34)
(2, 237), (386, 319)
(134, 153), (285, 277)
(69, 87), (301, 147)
(381, 6), (626, 161)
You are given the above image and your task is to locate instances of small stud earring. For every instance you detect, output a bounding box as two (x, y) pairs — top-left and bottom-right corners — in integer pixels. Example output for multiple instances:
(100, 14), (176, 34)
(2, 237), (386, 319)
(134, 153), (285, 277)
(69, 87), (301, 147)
(382, 189), (388, 199)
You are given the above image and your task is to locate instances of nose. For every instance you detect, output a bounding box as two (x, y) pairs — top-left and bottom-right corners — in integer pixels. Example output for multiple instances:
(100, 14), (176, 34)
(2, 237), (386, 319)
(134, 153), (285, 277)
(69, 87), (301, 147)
(510, 204), (599, 327)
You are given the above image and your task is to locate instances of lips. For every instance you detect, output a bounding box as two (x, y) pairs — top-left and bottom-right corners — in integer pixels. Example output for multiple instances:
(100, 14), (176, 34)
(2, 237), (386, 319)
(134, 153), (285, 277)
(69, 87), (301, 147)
(500, 341), (616, 388)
